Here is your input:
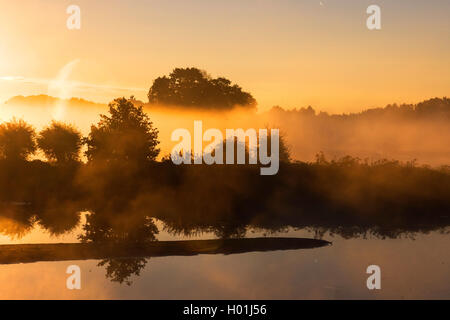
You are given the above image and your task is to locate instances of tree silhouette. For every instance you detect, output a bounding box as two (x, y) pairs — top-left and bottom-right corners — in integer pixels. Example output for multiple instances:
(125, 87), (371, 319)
(148, 67), (256, 109)
(37, 121), (82, 163)
(79, 211), (158, 244)
(266, 129), (291, 163)
(85, 97), (160, 163)
(98, 258), (148, 286)
(0, 119), (36, 161)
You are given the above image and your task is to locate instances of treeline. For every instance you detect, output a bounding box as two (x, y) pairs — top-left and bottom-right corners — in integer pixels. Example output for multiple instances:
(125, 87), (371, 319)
(0, 97), (158, 164)
(264, 97), (450, 165)
(268, 97), (450, 120)
(0, 96), (449, 244)
(1, 152), (449, 242)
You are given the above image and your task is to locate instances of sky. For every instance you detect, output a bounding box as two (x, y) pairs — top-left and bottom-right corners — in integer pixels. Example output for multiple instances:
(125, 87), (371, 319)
(0, 0), (449, 113)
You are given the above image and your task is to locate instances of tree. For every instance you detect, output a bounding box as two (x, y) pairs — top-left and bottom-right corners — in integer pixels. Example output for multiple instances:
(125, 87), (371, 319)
(98, 258), (148, 285)
(276, 130), (291, 163)
(37, 121), (82, 163)
(0, 119), (36, 161)
(148, 67), (256, 109)
(85, 97), (160, 162)
(259, 128), (291, 163)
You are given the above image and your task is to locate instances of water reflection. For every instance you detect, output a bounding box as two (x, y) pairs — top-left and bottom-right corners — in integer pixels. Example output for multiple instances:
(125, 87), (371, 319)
(0, 160), (449, 286)
(98, 258), (148, 286)
(0, 231), (448, 299)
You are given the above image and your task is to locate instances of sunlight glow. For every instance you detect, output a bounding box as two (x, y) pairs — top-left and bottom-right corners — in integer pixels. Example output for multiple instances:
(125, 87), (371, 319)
(48, 59), (80, 120)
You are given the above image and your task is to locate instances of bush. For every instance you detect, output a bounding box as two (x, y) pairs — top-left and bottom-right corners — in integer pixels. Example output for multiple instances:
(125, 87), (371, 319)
(37, 121), (82, 163)
(0, 119), (36, 161)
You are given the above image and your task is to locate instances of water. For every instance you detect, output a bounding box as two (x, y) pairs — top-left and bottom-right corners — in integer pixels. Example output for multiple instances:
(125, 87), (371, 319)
(0, 223), (448, 299)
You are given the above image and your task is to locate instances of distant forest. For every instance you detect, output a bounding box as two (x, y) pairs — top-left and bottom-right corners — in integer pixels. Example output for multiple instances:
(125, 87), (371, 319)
(5, 93), (449, 120)
(268, 97), (450, 120)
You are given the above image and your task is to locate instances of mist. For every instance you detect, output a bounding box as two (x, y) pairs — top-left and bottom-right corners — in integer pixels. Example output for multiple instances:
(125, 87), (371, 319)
(1, 95), (449, 166)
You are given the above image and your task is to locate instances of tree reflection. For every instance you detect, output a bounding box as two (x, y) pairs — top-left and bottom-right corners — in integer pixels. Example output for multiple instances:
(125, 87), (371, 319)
(98, 257), (148, 286)
(0, 124), (449, 285)
(79, 212), (158, 244)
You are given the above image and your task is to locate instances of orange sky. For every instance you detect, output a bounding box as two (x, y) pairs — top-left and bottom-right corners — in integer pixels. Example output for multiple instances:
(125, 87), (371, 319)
(0, 0), (449, 113)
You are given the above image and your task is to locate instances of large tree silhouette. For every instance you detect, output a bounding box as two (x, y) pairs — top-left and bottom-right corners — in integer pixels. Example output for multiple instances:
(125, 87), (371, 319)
(85, 97), (160, 163)
(148, 67), (256, 109)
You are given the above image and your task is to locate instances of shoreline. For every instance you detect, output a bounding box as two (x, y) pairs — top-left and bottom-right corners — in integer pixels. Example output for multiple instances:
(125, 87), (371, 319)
(0, 237), (331, 265)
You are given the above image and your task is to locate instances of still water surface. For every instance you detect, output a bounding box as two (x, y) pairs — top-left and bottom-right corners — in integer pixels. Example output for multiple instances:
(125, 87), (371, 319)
(0, 219), (448, 299)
